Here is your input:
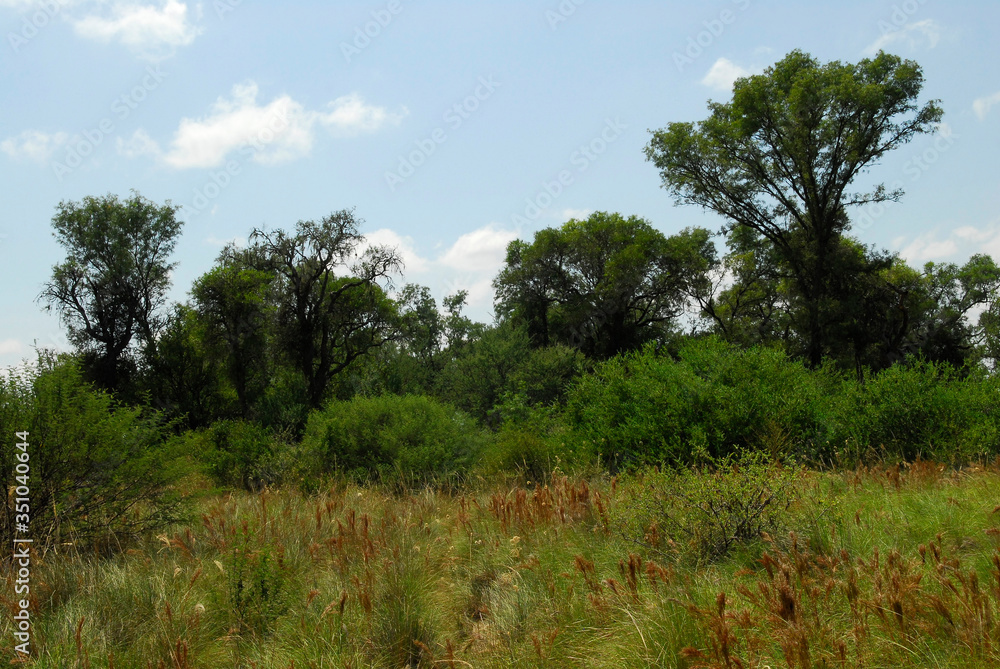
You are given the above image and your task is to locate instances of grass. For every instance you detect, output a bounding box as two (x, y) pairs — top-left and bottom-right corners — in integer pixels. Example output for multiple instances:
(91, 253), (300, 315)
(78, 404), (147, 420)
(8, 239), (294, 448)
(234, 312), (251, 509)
(3, 461), (1000, 667)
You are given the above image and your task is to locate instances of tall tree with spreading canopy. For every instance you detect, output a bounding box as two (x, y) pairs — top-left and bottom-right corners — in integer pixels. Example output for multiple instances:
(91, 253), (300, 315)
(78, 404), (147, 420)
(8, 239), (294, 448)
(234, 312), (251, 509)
(494, 211), (716, 358)
(250, 209), (402, 409)
(645, 49), (943, 367)
(38, 192), (183, 391)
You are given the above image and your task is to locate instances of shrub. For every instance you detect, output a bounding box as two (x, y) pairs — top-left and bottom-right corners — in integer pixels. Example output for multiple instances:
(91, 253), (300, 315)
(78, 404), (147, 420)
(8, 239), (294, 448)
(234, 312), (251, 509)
(828, 360), (1000, 463)
(0, 353), (189, 552)
(566, 337), (829, 468)
(301, 394), (482, 483)
(614, 449), (803, 561)
(225, 527), (289, 638)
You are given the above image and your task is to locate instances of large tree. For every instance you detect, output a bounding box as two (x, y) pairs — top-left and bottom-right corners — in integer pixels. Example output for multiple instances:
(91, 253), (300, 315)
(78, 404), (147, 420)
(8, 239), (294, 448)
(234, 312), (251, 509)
(250, 209), (401, 409)
(192, 247), (275, 418)
(38, 192), (182, 391)
(494, 211), (716, 358)
(645, 49), (943, 367)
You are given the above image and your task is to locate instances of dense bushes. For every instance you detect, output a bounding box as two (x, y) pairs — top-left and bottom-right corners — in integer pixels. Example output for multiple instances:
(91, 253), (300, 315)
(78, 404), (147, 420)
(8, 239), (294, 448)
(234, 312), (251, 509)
(827, 361), (1000, 463)
(0, 354), (188, 552)
(566, 338), (830, 468)
(563, 337), (1000, 469)
(302, 394), (482, 483)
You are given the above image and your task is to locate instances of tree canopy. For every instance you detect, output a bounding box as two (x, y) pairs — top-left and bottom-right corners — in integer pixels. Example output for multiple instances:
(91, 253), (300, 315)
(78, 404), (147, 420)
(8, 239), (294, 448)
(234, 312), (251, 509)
(38, 191), (182, 391)
(494, 211), (716, 358)
(645, 49), (943, 367)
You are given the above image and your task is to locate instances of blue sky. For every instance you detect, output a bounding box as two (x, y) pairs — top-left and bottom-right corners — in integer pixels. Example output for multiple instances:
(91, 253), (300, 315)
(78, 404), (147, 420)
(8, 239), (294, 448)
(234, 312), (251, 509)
(2, 0), (999, 368)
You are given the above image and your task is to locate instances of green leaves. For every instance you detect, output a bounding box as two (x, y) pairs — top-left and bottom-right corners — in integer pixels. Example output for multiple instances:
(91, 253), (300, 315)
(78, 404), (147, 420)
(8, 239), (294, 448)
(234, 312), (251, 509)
(494, 211), (716, 358)
(647, 50), (944, 368)
(39, 191), (183, 392)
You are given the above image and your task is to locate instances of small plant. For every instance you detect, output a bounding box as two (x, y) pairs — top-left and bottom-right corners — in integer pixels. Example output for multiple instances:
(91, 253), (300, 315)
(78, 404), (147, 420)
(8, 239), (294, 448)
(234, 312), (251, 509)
(226, 527), (289, 638)
(616, 449), (803, 560)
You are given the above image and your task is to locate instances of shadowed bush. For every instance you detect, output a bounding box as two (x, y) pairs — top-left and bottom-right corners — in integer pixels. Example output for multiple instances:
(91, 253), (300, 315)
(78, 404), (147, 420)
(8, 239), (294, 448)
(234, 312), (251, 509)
(0, 352), (189, 553)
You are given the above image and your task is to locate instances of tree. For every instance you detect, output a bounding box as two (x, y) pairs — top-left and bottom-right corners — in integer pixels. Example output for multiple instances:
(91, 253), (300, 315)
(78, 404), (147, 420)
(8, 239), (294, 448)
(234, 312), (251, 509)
(645, 50), (943, 367)
(494, 211), (716, 358)
(192, 246), (275, 418)
(250, 209), (402, 409)
(38, 192), (183, 391)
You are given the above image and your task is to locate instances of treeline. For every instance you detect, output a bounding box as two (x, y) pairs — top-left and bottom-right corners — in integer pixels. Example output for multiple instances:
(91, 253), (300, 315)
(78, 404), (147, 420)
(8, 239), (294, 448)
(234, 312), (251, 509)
(3, 49), (1000, 551)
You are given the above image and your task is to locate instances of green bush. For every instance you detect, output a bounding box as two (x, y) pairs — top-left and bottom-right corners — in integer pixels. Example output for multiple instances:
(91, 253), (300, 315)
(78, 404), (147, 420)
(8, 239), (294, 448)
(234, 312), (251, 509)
(479, 404), (584, 481)
(0, 353), (189, 552)
(301, 394), (482, 483)
(614, 449), (803, 561)
(566, 337), (829, 468)
(828, 360), (1000, 463)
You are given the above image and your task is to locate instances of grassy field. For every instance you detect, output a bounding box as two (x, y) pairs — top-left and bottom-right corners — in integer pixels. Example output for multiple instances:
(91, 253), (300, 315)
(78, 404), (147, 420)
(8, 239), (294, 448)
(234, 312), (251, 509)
(4, 461), (1000, 668)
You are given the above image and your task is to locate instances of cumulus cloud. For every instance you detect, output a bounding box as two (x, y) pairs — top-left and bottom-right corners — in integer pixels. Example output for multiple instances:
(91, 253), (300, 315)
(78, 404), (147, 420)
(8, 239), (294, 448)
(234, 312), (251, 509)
(701, 57), (753, 91)
(438, 225), (517, 274)
(973, 91), (1000, 121)
(354, 224), (518, 315)
(896, 222), (1000, 265)
(863, 19), (941, 55)
(0, 339), (26, 356)
(127, 82), (406, 169)
(1, 129), (69, 163)
(71, 0), (202, 60)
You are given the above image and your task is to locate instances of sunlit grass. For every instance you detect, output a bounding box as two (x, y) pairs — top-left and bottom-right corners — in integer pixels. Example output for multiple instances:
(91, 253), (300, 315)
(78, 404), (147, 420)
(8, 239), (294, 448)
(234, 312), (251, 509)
(3, 462), (1000, 667)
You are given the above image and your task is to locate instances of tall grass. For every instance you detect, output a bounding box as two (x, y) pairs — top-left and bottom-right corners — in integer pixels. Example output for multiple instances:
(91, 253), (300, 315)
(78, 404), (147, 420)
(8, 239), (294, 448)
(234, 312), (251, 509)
(3, 463), (1000, 667)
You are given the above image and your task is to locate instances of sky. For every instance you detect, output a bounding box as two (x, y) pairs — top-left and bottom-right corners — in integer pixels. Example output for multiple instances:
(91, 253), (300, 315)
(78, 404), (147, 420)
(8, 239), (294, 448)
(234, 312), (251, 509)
(1, 0), (999, 369)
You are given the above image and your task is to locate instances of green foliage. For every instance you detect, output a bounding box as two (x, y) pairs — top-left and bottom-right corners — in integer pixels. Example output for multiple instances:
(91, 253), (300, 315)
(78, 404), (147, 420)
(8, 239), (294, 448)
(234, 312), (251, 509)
(494, 211), (715, 357)
(436, 322), (532, 427)
(226, 527), (289, 638)
(192, 251), (275, 418)
(615, 450), (803, 561)
(829, 360), (1000, 463)
(302, 394), (482, 483)
(250, 210), (402, 409)
(647, 50), (943, 368)
(0, 353), (188, 552)
(38, 191), (183, 392)
(566, 337), (829, 468)
(204, 421), (274, 492)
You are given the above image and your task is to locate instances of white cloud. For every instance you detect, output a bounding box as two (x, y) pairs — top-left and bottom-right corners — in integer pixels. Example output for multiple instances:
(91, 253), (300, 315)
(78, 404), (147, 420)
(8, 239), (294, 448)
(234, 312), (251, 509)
(0, 129), (69, 163)
(896, 223), (1000, 264)
(362, 228), (429, 274)
(71, 0), (202, 60)
(135, 82), (405, 169)
(973, 91), (1000, 121)
(438, 224), (517, 274)
(863, 19), (941, 55)
(351, 224), (519, 315)
(116, 128), (160, 158)
(318, 94), (408, 137)
(560, 208), (593, 221)
(701, 57), (753, 91)
(0, 339), (26, 356)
